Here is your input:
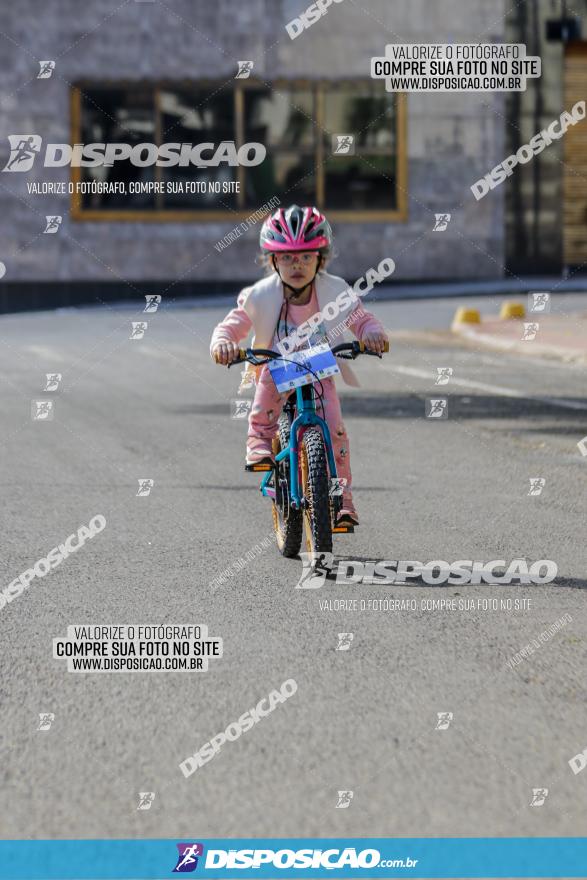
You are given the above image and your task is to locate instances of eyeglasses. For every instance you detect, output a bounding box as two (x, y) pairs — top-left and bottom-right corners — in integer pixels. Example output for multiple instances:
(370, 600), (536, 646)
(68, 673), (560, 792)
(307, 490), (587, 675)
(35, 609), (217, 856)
(274, 252), (319, 265)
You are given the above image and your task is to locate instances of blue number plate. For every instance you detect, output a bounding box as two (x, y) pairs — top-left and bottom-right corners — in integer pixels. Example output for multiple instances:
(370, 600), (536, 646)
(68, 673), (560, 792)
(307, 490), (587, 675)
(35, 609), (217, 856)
(268, 343), (340, 393)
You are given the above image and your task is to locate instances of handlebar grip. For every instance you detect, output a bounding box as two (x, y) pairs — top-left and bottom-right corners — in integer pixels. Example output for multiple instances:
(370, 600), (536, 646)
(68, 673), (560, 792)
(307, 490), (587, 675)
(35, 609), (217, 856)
(358, 340), (390, 353)
(213, 347), (248, 364)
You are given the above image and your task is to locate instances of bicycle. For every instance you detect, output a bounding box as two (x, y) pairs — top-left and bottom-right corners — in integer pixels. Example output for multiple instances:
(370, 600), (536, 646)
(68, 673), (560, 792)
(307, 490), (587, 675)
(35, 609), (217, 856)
(224, 340), (389, 557)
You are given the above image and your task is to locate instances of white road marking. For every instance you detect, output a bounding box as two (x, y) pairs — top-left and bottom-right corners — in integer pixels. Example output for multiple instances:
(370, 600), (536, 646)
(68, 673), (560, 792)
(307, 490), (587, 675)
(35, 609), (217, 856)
(386, 364), (587, 412)
(24, 345), (65, 362)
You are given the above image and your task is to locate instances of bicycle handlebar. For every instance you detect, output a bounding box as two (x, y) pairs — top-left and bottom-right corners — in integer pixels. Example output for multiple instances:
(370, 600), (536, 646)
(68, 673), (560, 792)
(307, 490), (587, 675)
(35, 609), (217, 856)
(215, 340), (389, 367)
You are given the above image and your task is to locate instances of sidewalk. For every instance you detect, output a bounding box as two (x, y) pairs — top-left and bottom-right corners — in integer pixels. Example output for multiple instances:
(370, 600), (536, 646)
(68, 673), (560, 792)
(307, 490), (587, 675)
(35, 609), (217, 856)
(455, 311), (587, 363)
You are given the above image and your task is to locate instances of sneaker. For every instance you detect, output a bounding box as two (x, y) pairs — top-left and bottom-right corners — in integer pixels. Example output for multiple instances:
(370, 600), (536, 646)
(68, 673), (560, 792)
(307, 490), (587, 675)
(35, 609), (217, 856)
(336, 498), (359, 527)
(245, 441), (274, 470)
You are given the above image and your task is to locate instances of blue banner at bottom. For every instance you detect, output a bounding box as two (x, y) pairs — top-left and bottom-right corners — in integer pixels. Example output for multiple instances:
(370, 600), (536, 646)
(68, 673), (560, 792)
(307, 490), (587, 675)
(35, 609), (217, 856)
(0, 838), (585, 880)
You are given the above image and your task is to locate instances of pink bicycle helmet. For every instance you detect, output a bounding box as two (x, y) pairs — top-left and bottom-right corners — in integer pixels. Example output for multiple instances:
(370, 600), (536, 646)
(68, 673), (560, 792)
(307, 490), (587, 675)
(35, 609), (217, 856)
(260, 204), (333, 252)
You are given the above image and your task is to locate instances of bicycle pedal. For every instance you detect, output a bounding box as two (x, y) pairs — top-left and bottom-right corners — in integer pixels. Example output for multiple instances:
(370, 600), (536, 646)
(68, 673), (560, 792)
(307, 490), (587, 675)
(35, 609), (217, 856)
(245, 459), (274, 472)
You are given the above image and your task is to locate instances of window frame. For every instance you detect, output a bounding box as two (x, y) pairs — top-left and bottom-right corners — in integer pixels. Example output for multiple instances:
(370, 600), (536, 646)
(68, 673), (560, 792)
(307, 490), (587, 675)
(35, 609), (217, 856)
(70, 80), (407, 223)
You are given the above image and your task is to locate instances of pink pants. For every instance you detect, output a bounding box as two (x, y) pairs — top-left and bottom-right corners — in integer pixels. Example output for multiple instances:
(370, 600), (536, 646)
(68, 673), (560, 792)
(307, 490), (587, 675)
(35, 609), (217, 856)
(247, 366), (353, 496)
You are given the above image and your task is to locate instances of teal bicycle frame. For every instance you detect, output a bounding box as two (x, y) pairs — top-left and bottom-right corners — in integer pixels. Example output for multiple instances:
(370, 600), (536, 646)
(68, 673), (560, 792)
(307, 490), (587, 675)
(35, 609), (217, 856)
(259, 382), (337, 509)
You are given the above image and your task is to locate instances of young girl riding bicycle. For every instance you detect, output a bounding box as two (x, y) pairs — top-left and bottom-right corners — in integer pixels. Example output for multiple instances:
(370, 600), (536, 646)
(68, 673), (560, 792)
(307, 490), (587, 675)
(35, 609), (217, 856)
(210, 205), (387, 527)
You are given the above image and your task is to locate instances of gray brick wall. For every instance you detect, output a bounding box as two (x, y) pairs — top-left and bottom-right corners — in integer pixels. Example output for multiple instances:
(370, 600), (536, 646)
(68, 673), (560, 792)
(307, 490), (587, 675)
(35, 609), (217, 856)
(0, 0), (508, 284)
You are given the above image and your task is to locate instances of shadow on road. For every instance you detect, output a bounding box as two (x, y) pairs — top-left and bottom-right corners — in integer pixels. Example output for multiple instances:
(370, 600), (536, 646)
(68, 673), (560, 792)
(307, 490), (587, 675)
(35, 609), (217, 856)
(175, 394), (587, 423)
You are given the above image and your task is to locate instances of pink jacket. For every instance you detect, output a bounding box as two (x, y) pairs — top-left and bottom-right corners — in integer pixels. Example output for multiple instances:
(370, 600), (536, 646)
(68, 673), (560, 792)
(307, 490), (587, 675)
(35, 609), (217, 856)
(211, 271), (386, 390)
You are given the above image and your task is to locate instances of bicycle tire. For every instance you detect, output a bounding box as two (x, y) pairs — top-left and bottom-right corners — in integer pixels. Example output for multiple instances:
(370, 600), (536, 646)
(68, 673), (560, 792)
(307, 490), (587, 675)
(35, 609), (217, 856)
(300, 426), (333, 554)
(271, 413), (303, 558)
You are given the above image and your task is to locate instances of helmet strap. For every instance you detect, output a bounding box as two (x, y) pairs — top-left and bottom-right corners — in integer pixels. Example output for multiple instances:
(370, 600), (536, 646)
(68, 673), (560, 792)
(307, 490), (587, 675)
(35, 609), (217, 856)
(272, 255), (322, 301)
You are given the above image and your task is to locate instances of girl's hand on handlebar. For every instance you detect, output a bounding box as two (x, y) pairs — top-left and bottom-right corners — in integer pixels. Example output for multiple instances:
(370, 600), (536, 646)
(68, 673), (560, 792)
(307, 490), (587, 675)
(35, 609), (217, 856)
(213, 341), (241, 365)
(361, 331), (388, 356)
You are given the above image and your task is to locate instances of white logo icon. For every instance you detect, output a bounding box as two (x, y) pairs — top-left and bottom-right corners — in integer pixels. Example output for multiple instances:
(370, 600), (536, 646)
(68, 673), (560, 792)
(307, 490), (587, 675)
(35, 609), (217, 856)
(296, 552), (334, 589)
(44, 373), (62, 392)
(137, 791), (156, 810)
(329, 477), (347, 497)
(43, 215), (62, 233)
(32, 400), (54, 420)
(529, 292), (551, 313)
(333, 135), (355, 155)
(426, 398), (448, 418)
(130, 321), (148, 340)
(231, 399), (252, 419)
(38, 713), (55, 731)
(144, 295), (161, 313)
(136, 478), (154, 497)
(433, 213), (451, 231)
(335, 790), (354, 809)
(236, 61), (254, 79)
(3, 135), (42, 172)
(528, 477), (545, 496)
(436, 712), (453, 730)
(522, 322), (539, 341)
(435, 367), (453, 385)
(37, 61), (55, 79)
(336, 632), (354, 651)
(530, 788), (549, 806)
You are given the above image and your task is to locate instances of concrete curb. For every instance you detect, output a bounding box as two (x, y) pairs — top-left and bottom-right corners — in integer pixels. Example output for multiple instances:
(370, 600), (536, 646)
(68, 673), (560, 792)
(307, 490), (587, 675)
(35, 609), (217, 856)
(455, 323), (587, 364)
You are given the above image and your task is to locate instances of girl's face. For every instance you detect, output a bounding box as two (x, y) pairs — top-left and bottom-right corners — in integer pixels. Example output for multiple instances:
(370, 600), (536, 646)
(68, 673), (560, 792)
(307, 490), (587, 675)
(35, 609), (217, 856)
(273, 251), (320, 287)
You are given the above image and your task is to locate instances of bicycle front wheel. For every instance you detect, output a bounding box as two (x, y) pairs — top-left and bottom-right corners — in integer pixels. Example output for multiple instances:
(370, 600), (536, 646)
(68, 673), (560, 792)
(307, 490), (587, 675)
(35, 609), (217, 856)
(299, 427), (333, 555)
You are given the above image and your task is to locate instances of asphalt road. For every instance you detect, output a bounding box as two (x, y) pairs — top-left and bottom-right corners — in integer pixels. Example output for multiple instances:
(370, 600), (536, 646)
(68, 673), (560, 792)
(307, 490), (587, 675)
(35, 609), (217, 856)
(1, 295), (586, 841)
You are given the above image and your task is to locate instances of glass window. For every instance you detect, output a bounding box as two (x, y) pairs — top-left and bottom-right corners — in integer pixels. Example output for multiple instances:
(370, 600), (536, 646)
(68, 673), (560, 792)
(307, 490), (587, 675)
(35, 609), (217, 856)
(73, 81), (402, 219)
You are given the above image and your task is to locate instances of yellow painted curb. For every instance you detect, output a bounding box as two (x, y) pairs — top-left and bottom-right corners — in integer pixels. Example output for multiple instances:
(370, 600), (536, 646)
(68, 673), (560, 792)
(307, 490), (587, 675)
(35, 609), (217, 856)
(499, 301), (525, 319)
(451, 307), (480, 332)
